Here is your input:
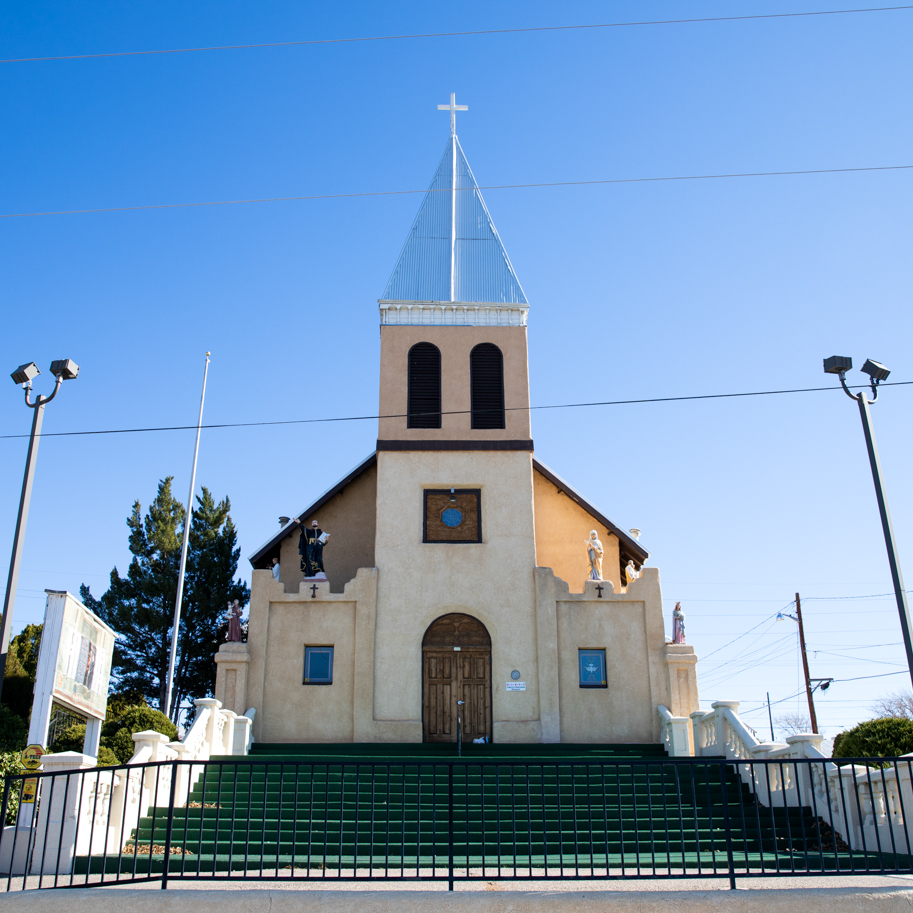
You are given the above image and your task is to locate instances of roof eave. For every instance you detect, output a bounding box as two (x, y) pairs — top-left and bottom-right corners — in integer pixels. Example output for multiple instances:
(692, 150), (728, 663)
(532, 458), (649, 564)
(247, 452), (378, 568)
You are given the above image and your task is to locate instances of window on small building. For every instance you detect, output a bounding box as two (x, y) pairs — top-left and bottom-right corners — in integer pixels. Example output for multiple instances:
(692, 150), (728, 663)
(303, 646), (334, 684)
(470, 343), (505, 429)
(578, 649), (607, 688)
(408, 342), (442, 428)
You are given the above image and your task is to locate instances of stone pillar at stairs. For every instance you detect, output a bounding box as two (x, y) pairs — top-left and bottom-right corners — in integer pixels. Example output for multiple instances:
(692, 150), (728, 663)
(215, 642), (251, 716)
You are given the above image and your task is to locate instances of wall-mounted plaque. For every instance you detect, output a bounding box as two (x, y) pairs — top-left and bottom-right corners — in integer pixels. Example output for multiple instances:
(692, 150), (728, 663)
(423, 489), (482, 543)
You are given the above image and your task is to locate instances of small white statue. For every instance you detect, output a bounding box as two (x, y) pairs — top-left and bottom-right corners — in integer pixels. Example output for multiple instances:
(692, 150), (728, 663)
(672, 602), (686, 644)
(625, 559), (640, 585)
(585, 530), (604, 581)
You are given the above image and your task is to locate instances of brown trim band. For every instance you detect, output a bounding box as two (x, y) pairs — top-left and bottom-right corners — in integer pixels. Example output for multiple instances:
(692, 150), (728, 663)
(377, 439), (533, 452)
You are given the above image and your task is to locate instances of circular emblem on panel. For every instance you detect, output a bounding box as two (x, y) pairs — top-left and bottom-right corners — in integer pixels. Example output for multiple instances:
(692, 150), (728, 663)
(441, 507), (463, 528)
(510, 670), (521, 681)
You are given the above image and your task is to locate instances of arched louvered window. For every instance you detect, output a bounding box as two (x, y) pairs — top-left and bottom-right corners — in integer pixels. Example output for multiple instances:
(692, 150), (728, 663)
(408, 342), (442, 429)
(470, 343), (505, 430)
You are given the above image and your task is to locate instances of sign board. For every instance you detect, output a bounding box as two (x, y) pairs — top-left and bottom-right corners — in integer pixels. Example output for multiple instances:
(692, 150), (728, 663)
(18, 744), (43, 804)
(20, 745), (44, 770)
(506, 682), (526, 692)
(28, 591), (118, 753)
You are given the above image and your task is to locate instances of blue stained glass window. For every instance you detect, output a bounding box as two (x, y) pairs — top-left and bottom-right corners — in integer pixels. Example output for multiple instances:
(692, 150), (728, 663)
(578, 649), (607, 688)
(441, 507), (463, 527)
(304, 646), (334, 684)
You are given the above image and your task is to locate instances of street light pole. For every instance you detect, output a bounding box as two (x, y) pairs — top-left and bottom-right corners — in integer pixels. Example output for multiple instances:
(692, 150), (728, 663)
(824, 356), (913, 690)
(0, 360), (79, 702)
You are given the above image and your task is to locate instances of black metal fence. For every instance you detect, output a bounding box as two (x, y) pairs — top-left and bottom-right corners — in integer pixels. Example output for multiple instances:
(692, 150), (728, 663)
(1, 755), (911, 891)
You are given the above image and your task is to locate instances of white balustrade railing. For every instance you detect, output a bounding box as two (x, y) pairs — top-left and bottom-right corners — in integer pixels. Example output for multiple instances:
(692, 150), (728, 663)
(657, 705), (692, 757)
(678, 699), (913, 853)
(3, 697), (252, 874)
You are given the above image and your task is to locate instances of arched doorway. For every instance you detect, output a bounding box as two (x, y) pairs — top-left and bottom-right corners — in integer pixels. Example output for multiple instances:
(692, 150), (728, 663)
(422, 613), (492, 743)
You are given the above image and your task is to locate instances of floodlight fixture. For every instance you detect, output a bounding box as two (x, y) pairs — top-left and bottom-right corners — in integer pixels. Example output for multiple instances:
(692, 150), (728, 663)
(49, 359), (80, 381)
(810, 677), (833, 693)
(823, 355), (852, 375)
(861, 359), (890, 383)
(10, 363), (40, 386)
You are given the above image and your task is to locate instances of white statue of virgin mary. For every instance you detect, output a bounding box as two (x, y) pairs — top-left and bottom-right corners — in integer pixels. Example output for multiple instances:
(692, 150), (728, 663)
(585, 530), (604, 581)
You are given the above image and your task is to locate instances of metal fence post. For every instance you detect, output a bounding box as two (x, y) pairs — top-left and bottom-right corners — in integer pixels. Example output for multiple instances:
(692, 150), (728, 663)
(161, 762), (179, 889)
(448, 763), (454, 891)
(719, 761), (737, 890)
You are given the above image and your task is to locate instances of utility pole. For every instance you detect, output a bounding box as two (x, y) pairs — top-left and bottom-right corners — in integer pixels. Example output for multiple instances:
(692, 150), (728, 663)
(766, 692), (775, 742)
(795, 593), (818, 734)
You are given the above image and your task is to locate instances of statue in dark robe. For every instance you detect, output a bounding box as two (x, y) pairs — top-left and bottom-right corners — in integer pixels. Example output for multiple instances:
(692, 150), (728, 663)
(298, 519), (329, 577)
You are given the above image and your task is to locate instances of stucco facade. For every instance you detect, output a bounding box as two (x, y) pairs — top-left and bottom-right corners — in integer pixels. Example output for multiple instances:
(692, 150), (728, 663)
(228, 131), (699, 747)
(533, 469), (623, 595)
(226, 559), (697, 745)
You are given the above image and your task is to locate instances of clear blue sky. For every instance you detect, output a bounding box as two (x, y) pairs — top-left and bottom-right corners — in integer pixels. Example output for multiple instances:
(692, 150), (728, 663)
(1, 1), (911, 737)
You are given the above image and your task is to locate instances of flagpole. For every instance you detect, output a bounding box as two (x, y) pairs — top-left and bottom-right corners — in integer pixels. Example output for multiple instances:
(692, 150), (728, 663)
(165, 352), (210, 719)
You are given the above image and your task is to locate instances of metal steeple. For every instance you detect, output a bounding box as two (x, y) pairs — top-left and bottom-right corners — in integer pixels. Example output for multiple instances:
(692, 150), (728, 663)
(379, 97), (528, 320)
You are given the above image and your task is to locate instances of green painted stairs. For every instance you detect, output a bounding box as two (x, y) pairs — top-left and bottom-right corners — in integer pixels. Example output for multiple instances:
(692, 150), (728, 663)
(79, 743), (906, 877)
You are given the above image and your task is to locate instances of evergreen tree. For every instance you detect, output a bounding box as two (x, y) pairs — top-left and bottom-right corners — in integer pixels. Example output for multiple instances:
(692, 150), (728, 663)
(80, 478), (249, 718)
(2, 623), (43, 721)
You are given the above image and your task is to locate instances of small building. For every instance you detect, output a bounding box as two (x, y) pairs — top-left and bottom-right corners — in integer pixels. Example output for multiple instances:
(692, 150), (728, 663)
(216, 115), (698, 745)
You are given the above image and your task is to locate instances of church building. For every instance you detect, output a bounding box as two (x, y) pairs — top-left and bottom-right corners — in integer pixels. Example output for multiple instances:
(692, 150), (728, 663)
(215, 100), (699, 746)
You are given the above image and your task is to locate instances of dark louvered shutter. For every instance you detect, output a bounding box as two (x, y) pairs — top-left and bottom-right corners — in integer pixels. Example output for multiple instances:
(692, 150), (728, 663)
(408, 342), (442, 428)
(470, 343), (505, 429)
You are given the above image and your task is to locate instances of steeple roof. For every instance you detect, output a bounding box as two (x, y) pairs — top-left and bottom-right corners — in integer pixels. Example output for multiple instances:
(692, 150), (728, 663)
(380, 136), (528, 308)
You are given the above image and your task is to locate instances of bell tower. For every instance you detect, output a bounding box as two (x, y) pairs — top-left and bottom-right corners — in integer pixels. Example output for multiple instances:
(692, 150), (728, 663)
(376, 96), (531, 450)
(371, 97), (541, 743)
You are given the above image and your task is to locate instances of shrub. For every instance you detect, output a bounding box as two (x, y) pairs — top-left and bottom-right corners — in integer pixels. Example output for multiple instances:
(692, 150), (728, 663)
(0, 705), (28, 753)
(105, 689), (148, 721)
(48, 723), (86, 755)
(101, 705), (178, 764)
(0, 752), (22, 825)
(96, 746), (120, 767)
(833, 717), (913, 763)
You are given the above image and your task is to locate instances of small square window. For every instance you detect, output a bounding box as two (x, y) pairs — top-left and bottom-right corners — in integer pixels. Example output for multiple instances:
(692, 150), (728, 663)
(578, 649), (607, 688)
(304, 646), (334, 684)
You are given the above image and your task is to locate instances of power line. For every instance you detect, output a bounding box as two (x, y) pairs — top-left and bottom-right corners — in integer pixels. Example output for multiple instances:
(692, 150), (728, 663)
(695, 614), (782, 662)
(833, 670), (908, 683)
(737, 671), (911, 715)
(4, 164), (912, 220)
(1, 380), (909, 442)
(804, 591), (913, 600)
(3, 6), (911, 64)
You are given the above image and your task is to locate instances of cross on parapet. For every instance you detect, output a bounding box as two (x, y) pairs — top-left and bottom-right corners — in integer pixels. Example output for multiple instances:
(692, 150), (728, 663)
(438, 92), (468, 136)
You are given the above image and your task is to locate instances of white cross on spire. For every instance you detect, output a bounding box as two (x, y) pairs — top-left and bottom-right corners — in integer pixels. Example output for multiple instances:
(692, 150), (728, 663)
(437, 92), (468, 136)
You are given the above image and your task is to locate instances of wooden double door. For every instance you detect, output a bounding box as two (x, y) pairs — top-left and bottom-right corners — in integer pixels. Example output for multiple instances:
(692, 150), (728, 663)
(422, 614), (492, 743)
